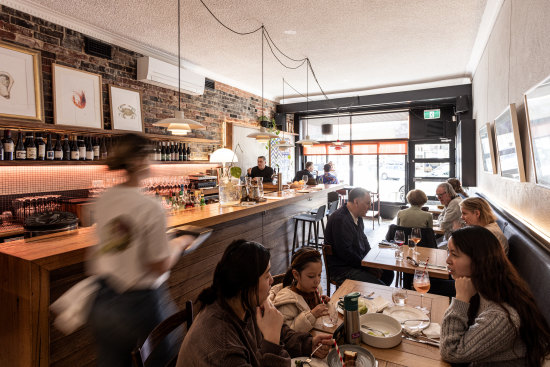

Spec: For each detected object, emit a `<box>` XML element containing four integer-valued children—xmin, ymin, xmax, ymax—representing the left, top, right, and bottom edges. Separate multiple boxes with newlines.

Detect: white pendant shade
<box><xmin>331</xmin><ymin>140</ymin><xmax>345</xmax><ymax>147</ymax></box>
<box><xmin>247</xmin><ymin>127</ymin><xmax>279</xmax><ymax>143</ymax></box>
<box><xmin>153</xmin><ymin>111</ymin><xmax>206</xmax><ymax>131</ymax></box>
<box><xmin>210</xmin><ymin>148</ymin><xmax>238</xmax><ymax>163</ymax></box>
<box><xmin>275</xmin><ymin>139</ymin><xmax>295</xmax><ymax>150</ymax></box>
<box><xmin>296</xmin><ymin>135</ymin><xmax>319</xmax><ymax>146</ymax></box>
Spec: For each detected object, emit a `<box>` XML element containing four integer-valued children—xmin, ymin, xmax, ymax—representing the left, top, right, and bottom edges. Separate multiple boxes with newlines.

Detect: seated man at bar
<box><xmin>293</xmin><ymin>161</ymin><xmax>315</xmax><ymax>183</ymax></box>
<box><xmin>319</xmin><ymin>163</ymin><xmax>339</xmax><ymax>184</ymax></box>
<box><xmin>247</xmin><ymin>155</ymin><xmax>274</xmax><ymax>183</ymax></box>
<box><xmin>325</xmin><ymin>187</ymin><xmax>394</xmax><ymax>285</ymax></box>
<box><xmin>436</xmin><ymin>182</ymin><xmax>463</xmax><ymax>240</ymax></box>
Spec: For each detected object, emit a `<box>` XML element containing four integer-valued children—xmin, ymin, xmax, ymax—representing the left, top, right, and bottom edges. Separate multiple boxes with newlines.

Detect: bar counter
<box><xmin>0</xmin><ymin>184</ymin><xmax>343</xmax><ymax>367</ymax></box>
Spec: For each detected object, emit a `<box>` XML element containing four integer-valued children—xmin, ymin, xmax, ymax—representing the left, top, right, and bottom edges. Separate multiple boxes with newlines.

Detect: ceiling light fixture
<box><xmin>248</xmin><ymin>27</ymin><xmax>278</xmax><ymax>143</ymax></box>
<box><xmin>331</xmin><ymin>109</ymin><xmax>345</xmax><ymax>150</ymax></box>
<box><xmin>153</xmin><ymin>0</ymin><xmax>205</xmax><ymax>133</ymax></box>
<box><xmin>274</xmin><ymin>78</ymin><xmax>295</xmax><ymax>151</ymax></box>
<box><xmin>296</xmin><ymin>61</ymin><xmax>319</xmax><ymax>146</ymax></box>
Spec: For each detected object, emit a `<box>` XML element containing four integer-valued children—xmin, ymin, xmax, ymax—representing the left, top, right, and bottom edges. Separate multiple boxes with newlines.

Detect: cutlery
<box><xmin>361</xmin><ymin>291</ymin><xmax>375</xmax><ymax>299</ymax></box>
<box><xmin>309</xmin><ymin>343</ymin><xmax>323</xmax><ymax>360</ymax></box>
<box><xmin>360</xmin><ymin>324</ymin><xmax>389</xmax><ymax>336</ymax></box>
<box><xmin>402</xmin><ymin>335</ymin><xmax>440</xmax><ymax>347</ymax></box>
<box><xmin>401</xmin><ymin>318</ymin><xmax>430</xmax><ymax>324</ymax></box>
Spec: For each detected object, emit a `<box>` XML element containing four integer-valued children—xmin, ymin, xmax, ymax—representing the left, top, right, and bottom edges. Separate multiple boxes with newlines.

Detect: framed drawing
<box><xmin>109</xmin><ymin>85</ymin><xmax>144</xmax><ymax>132</ymax></box>
<box><xmin>494</xmin><ymin>103</ymin><xmax>526</xmax><ymax>181</ymax></box>
<box><xmin>0</xmin><ymin>41</ymin><xmax>44</xmax><ymax>122</ymax></box>
<box><xmin>479</xmin><ymin>122</ymin><xmax>497</xmax><ymax>174</ymax></box>
<box><xmin>52</xmin><ymin>63</ymin><xmax>103</xmax><ymax>129</ymax></box>
<box><xmin>524</xmin><ymin>75</ymin><xmax>550</xmax><ymax>188</ymax></box>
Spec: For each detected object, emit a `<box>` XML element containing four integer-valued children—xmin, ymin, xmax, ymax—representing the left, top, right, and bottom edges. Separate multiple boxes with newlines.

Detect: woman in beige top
<box><xmin>396</xmin><ymin>189</ymin><xmax>433</xmax><ymax>228</ymax></box>
<box><xmin>459</xmin><ymin>197</ymin><xmax>508</xmax><ymax>254</ymax></box>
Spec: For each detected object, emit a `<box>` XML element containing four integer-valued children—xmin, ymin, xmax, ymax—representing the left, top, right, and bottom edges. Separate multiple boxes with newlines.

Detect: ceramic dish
<box><xmin>383</xmin><ymin>305</ymin><xmax>430</xmax><ymax>330</ymax></box>
<box><xmin>291</xmin><ymin>357</ymin><xmax>329</xmax><ymax>367</ymax></box>
<box><xmin>360</xmin><ymin>313</ymin><xmax>402</xmax><ymax>348</ymax></box>
<box><xmin>337</xmin><ymin>298</ymin><xmax>375</xmax><ymax>315</ymax></box>
<box><xmin>327</xmin><ymin>344</ymin><xmax>376</xmax><ymax>367</ymax></box>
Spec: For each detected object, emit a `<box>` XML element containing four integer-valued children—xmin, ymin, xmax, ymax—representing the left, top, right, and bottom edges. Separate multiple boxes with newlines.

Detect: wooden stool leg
<box><xmin>314</xmin><ymin>221</ymin><xmax>319</xmax><ymax>250</ymax></box>
<box><xmin>302</xmin><ymin>220</ymin><xmax>306</xmax><ymax>249</ymax></box>
<box><xmin>292</xmin><ymin>219</ymin><xmax>298</xmax><ymax>253</ymax></box>
<box><xmin>307</xmin><ymin>222</ymin><xmax>312</xmax><ymax>247</ymax></box>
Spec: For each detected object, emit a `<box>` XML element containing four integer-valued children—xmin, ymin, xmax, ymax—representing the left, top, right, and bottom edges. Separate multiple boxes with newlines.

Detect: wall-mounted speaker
<box><xmin>321</xmin><ymin>124</ymin><xmax>333</xmax><ymax>135</ymax></box>
<box><xmin>456</xmin><ymin>95</ymin><xmax>470</xmax><ymax>113</ymax></box>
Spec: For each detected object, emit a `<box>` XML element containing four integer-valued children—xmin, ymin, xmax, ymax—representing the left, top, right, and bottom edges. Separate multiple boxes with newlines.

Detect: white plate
<box><xmin>383</xmin><ymin>306</ymin><xmax>430</xmax><ymax>330</ymax></box>
<box><xmin>296</xmin><ymin>189</ymin><xmax>312</xmax><ymax>193</ymax></box>
<box><xmin>337</xmin><ymin>298</ymin><xmax>375</xmax><ymax>315</ymax></box>
<box><xmin>291</xmin><ymin>357</ymin><xmax>329</xmax><ymax>367</ymax></box>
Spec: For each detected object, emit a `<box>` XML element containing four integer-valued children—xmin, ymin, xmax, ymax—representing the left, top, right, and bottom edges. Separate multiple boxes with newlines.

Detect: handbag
<box><xmin>50</xmin><ymin>275</ymin><xmax>100</xmax><ymax>335</ymax></box>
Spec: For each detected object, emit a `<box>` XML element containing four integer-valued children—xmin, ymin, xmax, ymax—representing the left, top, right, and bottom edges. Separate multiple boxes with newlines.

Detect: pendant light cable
<box><xmin>178</xmin><ymin>0</ymin><xmax>181</xmax><ymax>112</ymax></box>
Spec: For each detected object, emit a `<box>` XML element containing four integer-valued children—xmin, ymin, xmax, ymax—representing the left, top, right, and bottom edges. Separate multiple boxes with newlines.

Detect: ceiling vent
<box><xmin>205</xmin><ymin>78</ymin><xmax>215</xmax><ymax>90</ymax></box>
<box><xmin>84</xmin><ymin>37</ymin><xmax>112</xmax><ymax>59</ymax></box>
<box><xmin>137</xmin><ymin>56</ymin><xmax>205</xmax><ymax>95</ymax></box>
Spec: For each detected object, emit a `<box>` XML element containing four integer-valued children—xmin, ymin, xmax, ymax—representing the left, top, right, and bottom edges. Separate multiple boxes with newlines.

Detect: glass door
<box><xmin>408</xmin><ymin>140</ymin><xmax>454</xmax><ymax>200</ymax></box>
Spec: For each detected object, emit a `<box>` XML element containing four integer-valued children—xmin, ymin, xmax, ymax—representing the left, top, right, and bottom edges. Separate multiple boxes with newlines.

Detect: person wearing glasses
<box><xmin>436</xmin><ymin>182</ymin><xmax>463</xmax><ymax>240</ymax></box>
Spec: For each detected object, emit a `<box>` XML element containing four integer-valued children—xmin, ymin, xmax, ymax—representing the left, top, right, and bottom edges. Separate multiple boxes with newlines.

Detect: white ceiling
<box><xmin>10</xmin><ymin>0</ymin><xmax>493</xmax><ymax>101</ymax></box>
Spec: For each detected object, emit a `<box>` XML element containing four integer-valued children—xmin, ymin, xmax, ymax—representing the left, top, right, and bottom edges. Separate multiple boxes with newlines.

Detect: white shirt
<box><xmin>88</xmin><ymin>185</ymin><xmax>171</xmax><ymax>292</ymax></box>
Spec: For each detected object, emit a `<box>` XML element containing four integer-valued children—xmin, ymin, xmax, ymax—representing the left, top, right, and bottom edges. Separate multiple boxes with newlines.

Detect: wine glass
<box><xmin>322</xmin><ymin>302</ymin><xmax>338</xmax><ymax>327</ymax></box>
<box><xmin>413</xmin><ymin>268</ymin><xmax>431</xmax><ymax>314</ymax></box>
<box><xmin>394</xmin><ymin>230</ymin><xmax>405</xmax><ymax>262</ymax></box>
<box><xmin>410</xmin><ymin>228</ymin><xmax>421</xmax><ymax>255</ymax></box>
<box><xmin>302</xmin><ymin>175</ymin><xmax>309</xmax><ymax>188</ymax></box>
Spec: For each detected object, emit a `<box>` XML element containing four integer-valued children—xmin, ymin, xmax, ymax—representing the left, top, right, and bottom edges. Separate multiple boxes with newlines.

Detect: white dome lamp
<box><xmin>153</xmin><ymin>0</ymin><xmax>205</xmax><ymax>134</ymax></box>
<box><xmin>274</xmin><ymin>78</ymin><xmax>295</xmax><ymax>151</ymax></box>
<box><xmin>296</xmin><ymin>63</ymin><xmax>319</xmax><ymax>146</ymax></box>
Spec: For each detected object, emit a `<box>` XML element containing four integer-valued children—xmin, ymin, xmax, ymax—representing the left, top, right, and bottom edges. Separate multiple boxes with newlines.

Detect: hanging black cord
<box><xmin>264</xmin><ymin>28</ymin><xmax>307</xmax><ymax>63</ymax></box>
<box><xmin>284</xmin><ymin>79</ymin><xmax>308</xmax><ymax>99</ymax></box>
<box><xmin>262</xmin><ymin>26</ymin><xmax>264</xmax><ymax>118</ymax></box>
<box><xmin>199</xmin><ymin>0</ymin><xmax>262</xmax><ymax>35</ymax></box>
<box><xmin>178</xmin><ymin>0</ymin><xmax>181</xmax><ymax>111</ymax></box>
<box><xmin>263</xmin><ymin>32</ymin><xmax>307</xmax><ymax>70</ymax></box>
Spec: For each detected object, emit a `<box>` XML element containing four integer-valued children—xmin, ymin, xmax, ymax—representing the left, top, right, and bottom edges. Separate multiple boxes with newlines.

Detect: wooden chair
<box><xmin>364</xmin><ymin>192</ymin><xmax>380</xmax><ymax>230</ymax></box>
<box><xmin>132</xmin><ymin>300</ymin><xmax>193</xmax><ymax>367</ymax></box>
<box><xmin>322</xmin><ymin>244</ymin><xmax>341</xmax><ymax>296</ymax></box>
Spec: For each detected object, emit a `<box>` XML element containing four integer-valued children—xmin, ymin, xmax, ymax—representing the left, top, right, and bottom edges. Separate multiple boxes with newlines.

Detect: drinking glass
<box><xmin>413</xmin><ymin>268</ymin><xmax>431</xmax><ymax>314</ymax></box>
<box><xmin>322</xmin><ymin>302</ymin><xmax>338</xmax><ymax>327</ymax></box>
<box><xmin>302</xmin><ymin>175</ymin><xmax>309</xmax><ymax>188</ymax></box>
<box><xmin>410</xmin><ymin>228</ymin><xmax>421</xmax><ymax>255</ymax></box>
<box><xmin>392</xmin><ymin>287</ymin><xmax>408</xmax><ymax>307</ymax></box>
<box><xmin>394</xmin><ymin>230</ymin><xmax>405</xmax><ymax>262</ymax></box>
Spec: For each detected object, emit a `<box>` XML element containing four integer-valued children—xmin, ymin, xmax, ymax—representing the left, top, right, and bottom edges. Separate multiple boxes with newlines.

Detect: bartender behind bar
<box><xmin>293</xmin><ymin>161</ymin><xmax>315</xmax><ymax>182</ymax></box>
<box><xmin>247</xmin><ymin>156</ymin><xmax>274</xmax><ymax>183</ymax></box>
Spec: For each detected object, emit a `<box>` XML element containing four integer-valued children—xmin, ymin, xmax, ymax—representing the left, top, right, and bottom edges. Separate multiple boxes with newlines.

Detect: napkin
<box><xmin>404</xmin><ymin>322</ymin><xmax>441</xmax><ymax>338</ymax></box>
<box><xmin>370</xmin><ymin>296</ymin><xmax>390</xmax><ymax>312</ymax></box>
<box><xmin>378</xmin><ymin>241</ymin><xmax>395</xmax><ymax>248</ymax></box>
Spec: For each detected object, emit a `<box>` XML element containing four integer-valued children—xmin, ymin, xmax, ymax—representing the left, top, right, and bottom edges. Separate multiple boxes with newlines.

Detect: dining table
<box><xmin>313</xmin><ymin>280</ymin><xmax>451</xmax><ymax>367</ymax></box>
<box><xmin>362</xmin><ymin>245</ymin><xmax>449</xmax><ymax>279</ymax></box>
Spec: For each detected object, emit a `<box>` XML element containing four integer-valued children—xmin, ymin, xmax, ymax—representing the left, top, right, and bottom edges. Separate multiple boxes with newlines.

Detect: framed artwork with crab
<box><xmin>52</xmin><ymin>63</ymin><xmax>103</xmax><ymax>129</ymax></box>
<box><xmin>0</xmin><ymin>41</ymin><xmax>44</xmax><ymax>123</ymax></box>
<box><xmin>108</xmin><ymin>85</ymin><xmax>144</xmax><ymax>132</ymax></box>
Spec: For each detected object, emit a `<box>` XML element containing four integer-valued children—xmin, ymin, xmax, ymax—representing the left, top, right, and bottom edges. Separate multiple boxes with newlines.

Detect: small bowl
<box><xmin>437</xmin><ymin>205</ymin><xmax>445</xmax><ymax>209</ymax></box>
<box><xmin>360</xmin><ymin>313</ymin><xmax>402</xmax><ymax>349</ymax></box>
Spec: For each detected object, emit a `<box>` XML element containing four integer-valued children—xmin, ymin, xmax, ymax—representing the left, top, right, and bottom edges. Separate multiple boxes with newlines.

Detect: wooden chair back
<box><xmin>322</xmin><ymin>244</ymin><xmax>340</xmax><ymax>296</ymax></box>
<box><xmin>132</xmin><ymin>300</ymin><xmax>193</xmax><ymax>367</ymax></box>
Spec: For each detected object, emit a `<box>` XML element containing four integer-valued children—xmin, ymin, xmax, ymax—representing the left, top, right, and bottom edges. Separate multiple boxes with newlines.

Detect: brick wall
<box><xmin>0</xmin><ymin>4</ymin><xmax>279</xmax><ymax>149</ymax></box>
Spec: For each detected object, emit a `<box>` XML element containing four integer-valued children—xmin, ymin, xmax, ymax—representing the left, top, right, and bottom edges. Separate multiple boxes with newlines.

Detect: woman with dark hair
<box><xmin>270</xmin><ymin>248</ymin><xmax>329</xmax><ymax>332</ymax></box>
<box><xmin>177</xmin><ymin>240</ymin><xmax>333</xmax><ymax>367</ymax></box>
<box><xmin>88</xmin><ymin>133</ymin><xmax>194</xmax><ymax>366</ymax></box>
<box><xmin>447</xmin><ymin>178</ymin><xmax>469</xmax><ymax>199</ymax></box>
<box><xmin>441</xmin><ymin>226</ymin><xmax>550</xmax><ymax>366</ymax></box>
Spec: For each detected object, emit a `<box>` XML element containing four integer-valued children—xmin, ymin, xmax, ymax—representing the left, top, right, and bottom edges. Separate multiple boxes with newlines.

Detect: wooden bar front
<box><xmin>0</xmin><ymin>184</ymin><xmax>343</xmax><ymax>367</ymax></box>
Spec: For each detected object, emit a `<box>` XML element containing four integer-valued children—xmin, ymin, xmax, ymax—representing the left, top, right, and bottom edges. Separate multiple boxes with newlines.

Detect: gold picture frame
<box><xmin>0</xmin><ymin>41</ymin><xmax>44</xmax><ymax>123</ymax></box>
<box><xmin>52</xmin><ymin>63</ymin><xmax>104</xmax><ymax>129</ymax></box>
<box><xmin>494</xmin><ymin>103</ymin><xmax>526</xmax><ymax>182</ymax></box>
<box><xmin>108</xmin><ymin>84</ymin><xmax>144</xmax><ymax>132</ymax></box>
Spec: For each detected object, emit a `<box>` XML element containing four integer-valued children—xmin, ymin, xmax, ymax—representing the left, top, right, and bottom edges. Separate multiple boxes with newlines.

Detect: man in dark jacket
<box><xmin>293</xmin><ymin>161</ymin><xmax>315</xmax><ymax>183</ymax></box>
<box><xmin>325</xmin><ymin>187</ymin><xmax>394</xmax><ymax>285</ymax></box>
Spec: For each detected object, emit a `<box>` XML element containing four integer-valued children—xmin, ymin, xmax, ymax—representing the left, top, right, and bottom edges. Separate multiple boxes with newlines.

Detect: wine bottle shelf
<box><xmin>0</xmin><ymin>160</ymin><xmax>213</xmax><ymax>166</ymax></box>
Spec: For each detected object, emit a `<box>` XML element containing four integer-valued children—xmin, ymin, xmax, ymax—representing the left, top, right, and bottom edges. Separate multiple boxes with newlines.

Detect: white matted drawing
<box><xmin>109</xmin><ymin>85</ymin><xmax>144</xmax><ymax>132</ymax></box>
<box><xmin>494</xmin><ymin>103</ymin><xmax>526</xmax><ymax>182</ymax></box>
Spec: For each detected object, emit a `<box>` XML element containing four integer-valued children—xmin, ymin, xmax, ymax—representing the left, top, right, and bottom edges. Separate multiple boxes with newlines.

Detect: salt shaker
<box><xmin>343</xmin><ymin>291</ymin><xmax>361</xmax><ymax>345</ymax></box>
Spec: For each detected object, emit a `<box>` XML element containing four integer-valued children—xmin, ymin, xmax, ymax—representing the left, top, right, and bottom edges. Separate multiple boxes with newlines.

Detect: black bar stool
<box><xmin>292</xmin><ymin>204</ymin><xmax>326</xmax><ymax>253</ymax></box>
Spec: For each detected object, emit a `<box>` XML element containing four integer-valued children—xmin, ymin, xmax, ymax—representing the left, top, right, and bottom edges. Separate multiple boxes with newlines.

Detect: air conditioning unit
<box><xmin>137</xmin><ymin>56</ymin><xmax>205</xmax><ymax>95</ymax></box>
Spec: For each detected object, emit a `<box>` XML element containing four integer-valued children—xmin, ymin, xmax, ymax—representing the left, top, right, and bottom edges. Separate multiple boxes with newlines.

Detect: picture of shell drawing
<box><xmin>72</xmin><ymin>90</ymin><xmax>86</xmax><ymax>109</ymax></box>
<box><xmin>0</xmin><ymin>71</ymin><xmax>14</xmax><ymax>100</ymax></box>
<box><xmin>118</xmin><ymin>104</ymin><xmax>137</xmax><ymax>119</ymax></box>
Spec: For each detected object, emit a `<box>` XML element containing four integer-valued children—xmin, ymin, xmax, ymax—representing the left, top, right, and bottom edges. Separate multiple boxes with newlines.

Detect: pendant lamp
<box><xmin>331</xmin><ymin>111</ymin><xmax>344</xmax><ymax>150</ymax></box>
<box><xmin>153</xmin><ymin>0</ymin><xmax>205</xmax><ymax>133</ymax></box>
<box><xmin>247</xmin><ymin>27</ymin><xmax>278</xmax><ymax>143</ymax></box>
<box><xmin>274</xmin><ymin>78</ymin><xmax>295</xmax><ymax>151</ymax></box>
<box><xmin>296</xmin><ymin>62</ymin><xmax>319</xmax><ymax>146</ymax></box>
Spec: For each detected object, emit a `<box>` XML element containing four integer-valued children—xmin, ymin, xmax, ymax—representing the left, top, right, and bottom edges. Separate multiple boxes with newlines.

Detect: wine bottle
<box><xmin>155</xmin><ymin>142</ymin><xmax>161</xmax><ymax>161</ymax></box>
<box><xmin>25</xmin><ymin>132</ymin><xmax>37</xmax><ymax>160</ymax></box>
<box><xmin>86</xmin><ymin>137</ymin><xmax>94</xmax><ymax>161</ymax></box>
<box><xmin>0</xmin><ymin>134</ymin><xmax>3</xmax><ymax>160</ymax></box>
<box><xmin>54</xmin><ymin>134</ymin><xmax>63</xmax><ymax>160</ymax></box>
<box><xmin>77</xmin><ymin>136</ymin><xmax>86</xmax><ymax>161</ymax></box>
<box><xmin>186</xmin><ymin>145</ymin><xmax>191</xmax><ymax>161</ymax></box>
<box><xmin>2</xmin><ymin>130</ymin><xmax>14</xmax><ymax>160</ymax></box>
<box><xmin>161</xmin><ymin>142</ymin><xmax>166</xmax><ymax>161</ymax></box>
<box><xmin>178</xmin><ymin>142</ymin><xmax>183</xmax><ymax>161</ymax></box>
<box><xmin>182</xmin><ymin>143</ymin><xmax>187</xmax><ymax>161</ymax></box>
<box><xmin>46</xmin><ymin>133</ymin><xmax>54</xmax><ymax>160</ymax></box>
<box><xmin>70</xmin><ymin>136</ymin><xmax>80</xmax><ymax>160</ymax></box>
<box><xmin>15</xmin><ymin>131</ymin><xmax>26</xmax><ymax>160</ymax></box>
<box><xmin>93</xmin><ymin>137</ymin><xmax>100</xmax><ymax>160</ymax></box>
<box><xmin>36</xmin><ymin>132</ymin><xmax>45</xmax><ymax>160</ymax></box>
<box><xmin>100</xmin><ymin>137</ymin><xmax>108</xmax><ymax>159</ymax></box>
<box><xmin>62</xmin><ymin>135</ymin><xmax>71</xmax><ymax>160</ymax></box>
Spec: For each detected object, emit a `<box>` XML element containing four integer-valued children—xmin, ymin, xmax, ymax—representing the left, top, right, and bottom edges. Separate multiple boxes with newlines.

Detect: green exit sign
<box><xmin>424</xmin><ymin>109</ymin><xmax>441</xmax><ymax>119</ymax></box>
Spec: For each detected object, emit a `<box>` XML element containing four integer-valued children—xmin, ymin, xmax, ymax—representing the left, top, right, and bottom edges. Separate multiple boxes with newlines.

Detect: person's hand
<box><xmin>256</xmin><ymin>299</ymin><xmax>284</xmax><ymax>345</ymax></box>
<box><xmin>247</xmin><ymin>168</ymin><xmax>252</xmax><ymax>175</ymax></box>
<box><xmin>321</xmin><ymin>295</ymin><xmax>330</xmax><ymax>304</ymax></box>
<box><xmin>310</xmin><ymin>303</ymin><xmax>328</xmax><ymax>318</ymax></box>
<box><xmin>455</xmin><ymin>277</ymin><xmax>477</xmax><ymax>303</ymax></box>
<box><xmin>311</xmin><ymin>334</ymin><xmax>333</xmax><ymax>359</ymax></box>
<box><xmin>171</xmin><ymin>234</ymin><xmax>196</xmax><ymax>253</ymax></box>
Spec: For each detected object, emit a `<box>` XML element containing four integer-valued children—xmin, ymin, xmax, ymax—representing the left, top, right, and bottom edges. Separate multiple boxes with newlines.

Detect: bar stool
<box><xmin>292</xmin><ymin>204</ymin><xmax>326</xmax><ymax>253</ymax></box>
